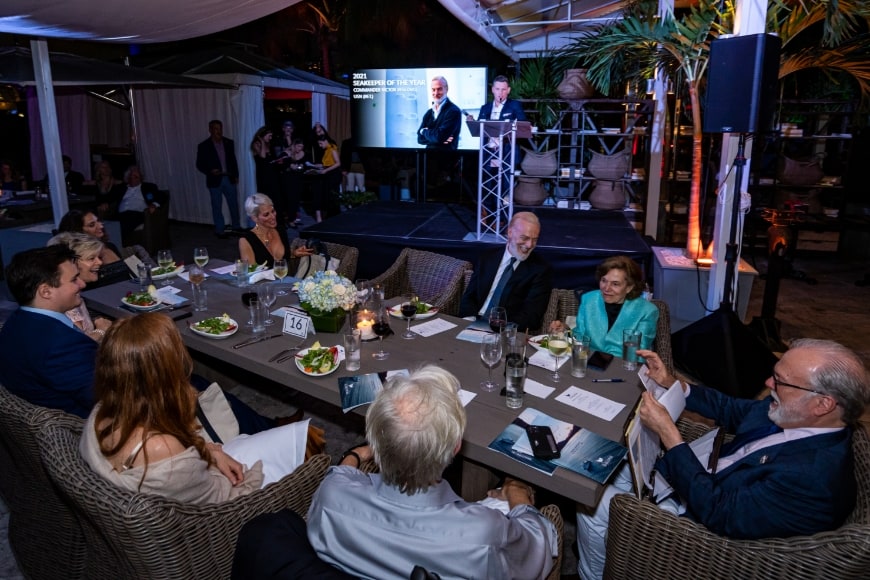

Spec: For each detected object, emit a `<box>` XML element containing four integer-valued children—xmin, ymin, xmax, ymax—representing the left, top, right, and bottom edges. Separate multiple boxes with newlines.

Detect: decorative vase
<box><xmin>514</xmin><ymin>177</ymin><xmax>547</xmax><ymax>206</ymax></box>
<box><xmin>587</xmin><ymin>150</ymin><xmax>629</xmax><ymax>180</ymax></box>
<box><xmin>302</xmin><ymin>304</ymin><xmax>347</xmax><ymax>333</ymax></box>
<box><xmin>557</xmin><ymin>69</ymin><xmax>594</xmax><ymax>101</ymax></box>
<box><xmin>589</xmin><ymin>181</ymin><xmax>625</xmax><ymax>210</ymax></box>
<box><xmin>520</xmin><ymin>148</ymin><xmax>558</xmax><ymax>177</ymax></box>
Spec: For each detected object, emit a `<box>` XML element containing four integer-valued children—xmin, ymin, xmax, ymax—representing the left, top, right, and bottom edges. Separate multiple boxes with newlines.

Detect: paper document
<box><xmin>412</xmin><ymin>318</ymin><xmax>457</xmax><ymax>337</ymax></box>
<box><xmin>555</xmin><ymin>386</ymin><xmax>625</xmax><ymax>421</ymax></box>
<box><xmin>528</xmin><ymin>348</ymin><xmax>569</xmax><ymax>370</ymax></box>
<box><xmin>522</xmin><ymin>378</ymin><xmax>555</xmax><ymax>399</ymax></box>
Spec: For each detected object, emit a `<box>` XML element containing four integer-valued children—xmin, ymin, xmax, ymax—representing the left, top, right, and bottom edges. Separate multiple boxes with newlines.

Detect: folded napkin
<box><xmin>249</xmin><ymin>269</ymin><xmax>276</xmax><ymax>284</ymax></box>
<box><xmin>529</xmin><ymin>348</ymin><xmax>569</xmax><ymax>370</ymax></box>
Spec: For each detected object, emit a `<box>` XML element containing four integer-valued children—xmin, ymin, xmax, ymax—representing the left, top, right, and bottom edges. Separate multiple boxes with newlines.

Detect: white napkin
<box><xmin>529</xmin><ymin>348</ymin><xmax>569</xmax><ymax>370</ymax></box>
<box><xmin>248</xmin><ymin>269</ymin><xmax>276</xmax><ymax>284</ymax></box>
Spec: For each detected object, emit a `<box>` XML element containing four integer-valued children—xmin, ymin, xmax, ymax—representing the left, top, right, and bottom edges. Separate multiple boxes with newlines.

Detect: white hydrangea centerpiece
<box><xmin>293</xmin><ymin>270</ymin><xmax>357</xmax><ymax>316</ymax></box>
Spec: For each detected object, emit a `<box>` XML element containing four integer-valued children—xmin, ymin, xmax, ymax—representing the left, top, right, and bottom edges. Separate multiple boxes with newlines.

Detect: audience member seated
<box><xmin>47</xmin><ymin>232</ymin><xmax>113</xmax><ymax>341</ymax></box>
<box><xmin>239</xmin><ymin>193</ymin><xmax>312</xmax><ymax>269</ymax></box>
<box><xmin>48</xmin><ymin>154</ymin><xmax>86</xmax><ymax>194</ymax></box>
<box><xmin>88</xmin><ymin>160</ymin><xmax>122</xmax><ymax>218</ymax></box>
<box><xmin>110</xmin><ymin>165</ymin><xmax>167</xmax><ymax>247</ymax></box>
<box><xmin>0</xmin><ymin>159</ymin><xmax>27</xmax><ymax>192</ymax></box>
<box><xmin>79</xmin><ymin>313</ymin><xmax>310</xmax><ymax>503</ymax></box>
<box><xmin>576</xmin><ymin>342</ymin><xmax>870</xmax><ymax>579</ymax></box>
<box><xmin>306</xmin><ymin>365</ymin><xmax>558</xmax><ymax>579</ymax></box>
<box><xmin>551</xmin><ymin>255</ymin><xmax>657</xmax><ymax>358</ymax></box>
<box><xmin>460</xmin><ymin>211</ymin><xmax>552</xmax><ymax>332</ymax></box>
<box><xmin>0</xmin><ymin>245</ymin><xmax>97</xmax><ymax>417</ymax></box>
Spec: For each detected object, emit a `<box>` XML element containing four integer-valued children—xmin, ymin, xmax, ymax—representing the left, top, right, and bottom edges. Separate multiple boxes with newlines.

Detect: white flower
<box><xmin>294</xmin><ymin>271</ymin><xmax>357</xmax><ymax>313</ymax></box>
<box><xmin>333</xmin><ymin>284</ymin><xmax>347</xmax><ymax>296</ymax></box>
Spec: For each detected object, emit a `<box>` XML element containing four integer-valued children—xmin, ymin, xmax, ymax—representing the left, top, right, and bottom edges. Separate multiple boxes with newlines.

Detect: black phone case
<box><xmin>526</xmin><ymin>425</ymin><xmax>560</xmax><ymax>460</ymax></box>
<box><xmin>587</xmin><ymin>350</ymin><xmax>614</xmax><ymax>371</ymax></box>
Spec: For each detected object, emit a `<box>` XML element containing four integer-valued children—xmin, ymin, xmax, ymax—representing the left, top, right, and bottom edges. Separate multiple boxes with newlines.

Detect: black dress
<box><xmin>241</xmin><ymin>227</ymin><xmax>290</xmax><ymax>269</ymax></box>
<box><xmin>254</xmin><ymin>154</ymin><xmax>284</xmax><ymax>223</ymax></box>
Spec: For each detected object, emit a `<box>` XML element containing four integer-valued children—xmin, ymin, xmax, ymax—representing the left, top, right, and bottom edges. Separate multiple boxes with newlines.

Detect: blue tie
<box><xmin>485</xmin><ymin>257</ymin><xmax>516</xmax><ymax>316</ymax></box>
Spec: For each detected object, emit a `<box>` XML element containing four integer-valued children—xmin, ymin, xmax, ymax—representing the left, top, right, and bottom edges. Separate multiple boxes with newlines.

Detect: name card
<box><xmin>282</xmin><ymin>310</ymin><xmax>311</xmax><ymax>338</ymax></box>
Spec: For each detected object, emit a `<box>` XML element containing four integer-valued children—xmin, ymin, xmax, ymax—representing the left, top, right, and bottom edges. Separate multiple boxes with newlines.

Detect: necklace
<box><xmin>254</xmin><ymin>225</ymin><xmax>272</xmax><ymax>245</ymax></box>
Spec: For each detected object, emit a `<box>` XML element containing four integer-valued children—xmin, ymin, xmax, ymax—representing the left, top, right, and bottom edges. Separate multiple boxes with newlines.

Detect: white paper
<box><xmin>178</xmin><ymin>270</ymin><xmax>209</xmax><ymax>282</ymax></box>
<box><xmin>555</xmin><ymin>386</ymin><xmax>625</xmax><ymax>421</ymax></box>
<box><xmin>458</xmin><ymin>389</ymin><xmax>476</xmax><ymax>407</ymax></box>
<box><xmin>211</xmin><ymin>264</ymin><xmax>236</xmax><ymax>275</ymax></box>
<box><xmin>123</xmin><ymin>254</ymin><xmax>144</xmax><ymax>275</ymax></box>
<box><xmin>528</xmin><ymin>348</ymin><xmax>568</xmax><ymax>371</ymax></box>
<box><xmin>523</xmin><ymin>378</ymin><xmax>555</xmax><ymax>399</ymax></box>
<box><xmin>455</xmin><ymin>327</ymin><xmax>492</xmax><ymax>343</ymax></box>
<box><xmin>411</xmin><ymin>318</ymin><xmax>457</xmax><ymax>337</ymax></box>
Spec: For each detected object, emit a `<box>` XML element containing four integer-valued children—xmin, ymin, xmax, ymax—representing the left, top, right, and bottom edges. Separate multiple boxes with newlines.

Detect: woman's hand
<box><xmin>637</xmin><ymin>349</ymin><xmax>676</xmax><ymax>387</ymax></box>
<box><xmin>207</xmin><ymin>443</ymin><xmax>245</xmax><ymax>486</ymax></box>
<box><xmin>293</xmin><ymin>245</ymin><xmax>315</xmax><ymax>258</ymax></box>
<box><xmin>94</xmin><ymin>317</ymin><xmax>112</xmax><ymax>332</ymax></box>
<box><xmin>549</xmin><ymin>320</ymin><xmax>566</xmax><ymax>334</ymax></box>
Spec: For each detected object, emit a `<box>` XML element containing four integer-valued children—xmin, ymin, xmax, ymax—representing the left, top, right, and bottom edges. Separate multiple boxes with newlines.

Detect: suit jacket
<box><xmin>656</xmin><ymin>385</ymin><xmax>855</xmax><ymax>539</ymax></box>
<box><xmin>110</xmin><ymin>181</ymin><xmax>167</xmax><ymax>210</ymax></box>
<box><xmin>196</xmin><ymin>137</ymin><xmax>240</xmax><ymax>187</ymax></box>
<box><xmin>460</xmin><ymin>248</ymin><xmax>552</xmax><ymax>332</ymax></box>
<box><xmin>0</xmin><ymin>309</ymin><xmax>98</xmax><ymax>418</ymax></box>
<box><xmin>417</xmin><ymin>98</ymin><xmax>462</xmax><ymax>150</ymax></box>
<box><xmin>574</xmin><ymin>290</ymin><xmax>658</xmax><ymax>357</ymax></box>
<box><xmin>477</xmin><ymin>99</ymin><xmax>527</xmax><ymax>123</ymax></box>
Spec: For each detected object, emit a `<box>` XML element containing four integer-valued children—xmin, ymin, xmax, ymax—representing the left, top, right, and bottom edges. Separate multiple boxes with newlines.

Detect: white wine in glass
<box><xmin>194</xmin><ymin>247</ymin><xmax>209</xmax><ymax>268</ymax></box>
<box><xmin>273</xmin><ymin>258</ymin><xmax>289</xmax><ymax>296</ymax></box>
<box><xmin>156</xmin><ymin>249</ymin><xmax>173</xmax><ymax>286</ymax></box>
<box><xmin>548</xmin><ymin>332</ymin><xmax>570</xmax><ymax>382</ymax></box>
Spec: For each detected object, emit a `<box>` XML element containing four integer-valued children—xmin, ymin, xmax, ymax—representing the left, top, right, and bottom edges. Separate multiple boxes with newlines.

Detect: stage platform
<box><xmin>303</xmin><ymin>202</ymin><xmax>652</xmax><ymax>290</ymax></box>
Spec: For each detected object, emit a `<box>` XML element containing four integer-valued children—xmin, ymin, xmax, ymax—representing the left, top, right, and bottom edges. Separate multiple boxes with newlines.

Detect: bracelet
<box><xmin>91</xmin><ymin>328</ymin><xmax>105</xmax><ymax>337</ymax></box>
<box><xmin>340</xmin><ymin>449</ymin><xmax>362</xmax><ymax>467</ymax></box>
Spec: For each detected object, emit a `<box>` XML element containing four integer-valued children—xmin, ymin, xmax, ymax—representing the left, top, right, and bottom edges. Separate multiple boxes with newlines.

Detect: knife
<box><xmin>233</xmin><ymin>334</ymin><xmax>284</xmax><ymax>349</ymax></box>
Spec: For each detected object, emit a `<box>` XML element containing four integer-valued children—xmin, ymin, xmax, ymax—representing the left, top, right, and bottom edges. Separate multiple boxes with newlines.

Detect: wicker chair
<box><xmin>0</xmin><ymin>385</ymin><xmax>87</xmax><ymax>580</ymax></box>
<box><xmin>603</xmin><ymin>420</ymin><xmax>870</xmax><ymax>579</ymax></box>
<box><xmin>368</xmin><ymin>248</ymin><xmax>473</xmax><ymax>316</ymax></box>
<box><xmin>37</xmin><ymin>418</ymin><xmax>332</xmax><ymax>580</ymax></box>
<box><xmin>290</xmin><ymin>237</ymin><xmax>359</xmax><ymax>281</ymax></box>
<box><xmin>125</xmin><ymin>191</ymin><xmax>171</xmax><ymax>255</ymax></box>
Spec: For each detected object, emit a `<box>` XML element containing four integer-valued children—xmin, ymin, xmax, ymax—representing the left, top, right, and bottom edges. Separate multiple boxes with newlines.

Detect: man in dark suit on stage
<box><xmin>576</xmin><ymin>340</ymin><xmax>870</xmax><ymax>579</ymax></box>
<box><xmin>460</xmin><ymin>211</ymin><xmax>552</xmax><ymax>332</ymax></box>
<box><xmin>196</xmin><ymin>119</ymin><xmax>241</xmax><ymax>238</ymax></box>
<box><xmin>417</xmin><ymin>76</ymin><xmax>462</xmax><ymax>150</ymax></box>
<box><xmin>0</xmin><ymin>245</ymin><xmax>97</xmax><ymax>418</ymax></box>
<box><xmin>111</xmin><ymin>165</ymin><xmax>168</xmax><ymax>245</ymax></box>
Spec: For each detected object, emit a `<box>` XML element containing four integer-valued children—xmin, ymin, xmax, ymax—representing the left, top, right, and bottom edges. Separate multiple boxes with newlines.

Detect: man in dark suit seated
<box><xmin>111</xmin><ymin>165</ymin><xmax>168</xmax><ymax>246</ymax></box>
<box><xmin>576</xmin><ymin>341</ymin><xmax>870</xmax><ymax>579</ymax></box>
<box><xmin>0</xmin><ymin>245</ymin><xmax>97</xmax><ymax>417</ymax></box>
<box><xmin>460</xmin><ymin>211</ymin><xmax>552</xmax><ymax>332</ymax></box>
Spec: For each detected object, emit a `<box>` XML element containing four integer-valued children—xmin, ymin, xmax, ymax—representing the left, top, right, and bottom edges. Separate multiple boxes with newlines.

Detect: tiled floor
<box><xmin>1</xmin><ymin>216</ymin><xmax>867</xmax><ymax>578</ymax></box>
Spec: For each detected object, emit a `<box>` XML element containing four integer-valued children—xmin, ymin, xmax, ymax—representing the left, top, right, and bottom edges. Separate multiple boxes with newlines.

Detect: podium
<box><xmin>467</xmin><ymin>120</ymin><xmax>531</xmax><ymax>241</ymax></box>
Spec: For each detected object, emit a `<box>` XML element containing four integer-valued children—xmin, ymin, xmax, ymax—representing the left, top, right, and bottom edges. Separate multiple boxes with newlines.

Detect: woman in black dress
<box><xmin>250</xmin><ymin>126</ymin><xmax>285</xmax><ymax>226</ymax></box>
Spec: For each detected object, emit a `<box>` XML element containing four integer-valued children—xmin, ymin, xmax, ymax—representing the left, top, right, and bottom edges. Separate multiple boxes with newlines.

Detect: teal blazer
<box><xmin>572</xmin><ymin>290</ymin><xmax>658</xmax><ymax>357</ymax></box>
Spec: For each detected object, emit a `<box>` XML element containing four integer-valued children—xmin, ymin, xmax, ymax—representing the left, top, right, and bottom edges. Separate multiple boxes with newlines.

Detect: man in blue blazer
<box><xmin>459</xmin><ymin>211</ymin><xmax>552</xmax><ymax>332</ymax></box>
<box><xmin>576</xmin><ymin>340</ymin><xmax>869</xmax><ymax>579</ymax></box>
<box><xmin>417</xmin><ymin>76</ymin><xmax>462</xmax><ymax>150</ymax></box>
<box><xmin>196</xmin><ymin>119</ymin><xmax>241</xmax><ymax>238</ymax></box>
<box><xmin>0</xmin><ymin>246</ymin><xmax>96</xmax><ymax>418</ymax></box>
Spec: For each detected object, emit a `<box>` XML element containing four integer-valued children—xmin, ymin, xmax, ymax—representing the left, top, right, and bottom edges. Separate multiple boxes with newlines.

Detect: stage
<box><xmin>302</xmin><ymin>202</ymin><xmax>652</xmax><ymax>290</ymax></box>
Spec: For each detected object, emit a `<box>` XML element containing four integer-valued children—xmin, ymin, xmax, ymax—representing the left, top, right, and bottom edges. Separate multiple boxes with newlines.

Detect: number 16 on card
<box><xmin>282</xmin><ymin>311</ymin><xmax>310</xmax><ymax>338</ymax></box>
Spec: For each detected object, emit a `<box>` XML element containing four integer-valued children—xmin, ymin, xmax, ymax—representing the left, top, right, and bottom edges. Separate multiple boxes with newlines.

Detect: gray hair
<box><xmin>366</xmin><ymin>365</ymin><xmax>466</xmax><ymax>495</ymax></box>
<box><xmin>47</xmin><ymin>231</ymin><xmax>104</xmax><ymax>258</ymax></box>
<box><xmin>244</xmin><ymin>193</ymin><xmax>274</xmax><ymax>218</ymax></box>
<box><xmin>432</xmin><ymin>76</ymin><xmax>448</xmax><ymax>91</ymax></box>
<box><xmin>791</xmin><ymin>338</ymin><xmax>870</xmax><ymax>425</ymax></box>
<box><xmin>123</xmin><ymin>165</ymin><xmax>142</xmax><ymax>183</ymax></box>
<box><xmin>510</xmin><ymin>211</ymin><xmax>540</xmax><ymax>230</ymax></box>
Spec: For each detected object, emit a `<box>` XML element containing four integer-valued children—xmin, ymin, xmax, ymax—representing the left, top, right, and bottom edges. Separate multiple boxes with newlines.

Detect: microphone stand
<box><xmin>720</xmin><ymin>132</ymin><xmax>747</xmax><ymax>312</ymax></box>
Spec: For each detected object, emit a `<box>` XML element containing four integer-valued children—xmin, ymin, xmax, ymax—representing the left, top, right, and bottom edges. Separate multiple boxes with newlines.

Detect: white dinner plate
<box><xmin>189</xmin><ymin>317</ymin><xmax>239</xmax><ymax>339</ymax></box>
<box><xmin>295</xmin><ymin>345</ymin><xmax>345</xmax><ymax>377</ymax></box>
<box><xmin>120</xmin><ymin>295</ymin><xmax>162</xmax><ymax>311</ymax></box>
<box><xmin>151</xmin><ymin>265</ymin><xmax>185</xmax><ymax>281</ymax></box>
<box><xmin>528</xmin><ymin>334</ymin><xmax>574</xmax><ymax>351</ymax></box>
<box><xmin>388</xmin><ymin>303</ymin><xmax>439</xmax><ymax>320</ymax></box>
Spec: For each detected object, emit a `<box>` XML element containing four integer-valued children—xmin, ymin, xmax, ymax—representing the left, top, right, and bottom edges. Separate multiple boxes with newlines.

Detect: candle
<box><xmin>356</xmin><ymin>310</ymin><xmax>375</xmax><ymax>339</ymax></box>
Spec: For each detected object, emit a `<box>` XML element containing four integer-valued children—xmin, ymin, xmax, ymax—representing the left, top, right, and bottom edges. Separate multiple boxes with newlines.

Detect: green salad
<box><xmin>152</xmin><ymin>263</ymin><xmax>178</xmax><ymax>276</ymax></box>
<box><xmin>124</xmin><ymin>291</ymin><xmax>157</xmax><ymax>306</ymax></box>
<box><xmin>416</xmin><ymin>302</ymin><xmax>432</xmax><ymax>314</ymax></box>
<box><xmin>192</xmin><ymin>315</ymin><xmax>236</xmax><ymax>335</ymax></box>
<box><xmin>298</xmin><ymin>343</ymin><xmax>338</xmax><ymax>374</ymax></box>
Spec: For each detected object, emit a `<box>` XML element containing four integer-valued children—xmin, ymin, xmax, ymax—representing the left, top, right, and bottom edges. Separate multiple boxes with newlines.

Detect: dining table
<box><xmin>82</xmin><ymin>259</ymin><xmax>644</xmax><ymax>507</ymax></box>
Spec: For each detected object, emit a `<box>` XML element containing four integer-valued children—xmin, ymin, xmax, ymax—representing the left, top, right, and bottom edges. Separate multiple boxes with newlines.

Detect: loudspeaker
<box><xmin>703</xmin><ymin>34</ymin><xmax>782</xmax><ymax>134</ymax></box>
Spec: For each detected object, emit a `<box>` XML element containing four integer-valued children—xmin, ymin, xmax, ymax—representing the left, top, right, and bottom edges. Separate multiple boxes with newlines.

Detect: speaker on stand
<box><xmin>673</xmin><ymin>34</ymin><xmax>783</xmax><ymax>397</ymax></box>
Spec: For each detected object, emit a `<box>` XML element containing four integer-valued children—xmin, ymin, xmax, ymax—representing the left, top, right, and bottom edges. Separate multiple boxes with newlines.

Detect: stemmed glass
<box><xmin>372</xmin><ymin>305</ymin><xmax>391</xmax><ymax>360</ymax></box>
<box><xmin>400</xmin><ymin>294</ymin><xmax>419</xmax><ymax>339</ymax></box>
<box><xmin>273</xmin><ymin>258</ymin><xmax>289</xmax><ymax>296</ymax></box>
<box><xmin>489</xmin><ymin>306</ymin><xmax>507</xmax><ymax>334</ymax></box>
<box><xmin>547</xmin><ymin>330</ymin><xmax>571</xmax><ymax>382</ymax></box>
<box><xmin>355</xmin><ymin>279</ymin><xmax>370</xmax><ymax>306</ymax></box>
<box><xmin>193</xmin><ymin>247</ymin><xmax>209</xmax><ymax>268</ymax></box>
<box><xmin>258</xmin><ymin>283</ymin><xmax>277</xmax><ymax>325</ymax></box>
<box><xmin>188</xmin><ymin>263</ymin><xmax>205</xmax><ymax>286</ymax></box>
<box><xmin>156</xmin><ymin>249</ymin><xmax>173</xmax><ymax>286</ymax></box>
<box><xmin>479</xmin><ymin>333</ymin><xmax>503</xmax><ymax>392</ymax></box>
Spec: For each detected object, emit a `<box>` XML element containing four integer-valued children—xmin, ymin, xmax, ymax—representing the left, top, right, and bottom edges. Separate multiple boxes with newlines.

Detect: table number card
<box><xmin>281</xmin><ymin>310</ymin><xmax>311</xmax><ymax>338</ymax></box>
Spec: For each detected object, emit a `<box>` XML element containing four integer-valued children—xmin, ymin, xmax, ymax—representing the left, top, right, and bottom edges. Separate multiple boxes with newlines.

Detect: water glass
<box><xmin>235</xmin><ymin>259</ymin><xmax>249</xmax><ymax>287</ymax></box>
<box><xmin>502</xmin><ymin>322</ymin><xmax>518</xmax><ymax>351</ymax></box>
<box><xmin>344</xmin><ymin>330</ymin><xmax>361</xmax><ymax>372</ymax></box>
<box><xmin>571</xmin><ymin>335</ymin><xmax>591</xmax><ymax>378</ymax></box>
<box><xmin>258</xmin><ymin>283</ymin><xmax>277</xmax><ymax>325</ymax></box>
<box><xmin>137</xmin><ymin>263</ymin><xmax>152</xmax><ymax>291</ymax></box>
<box><xmin>192</xmin><ymin>285</ymin><xmax>208</xmax><ymax>312</ymax></box>
<box><xmin>250</xmin><ymin>299</ymin><xmax>267</xmax><ymax>334</ymax></box>
<box><xmin>622</xmin><ymin>329</ymin><xmax>642</xmax><ymax>371</ymax></box>
<box><xmin>505</xmin><ymin>356</ymin><xmax>527</xmax><ymax>409</ymax></box>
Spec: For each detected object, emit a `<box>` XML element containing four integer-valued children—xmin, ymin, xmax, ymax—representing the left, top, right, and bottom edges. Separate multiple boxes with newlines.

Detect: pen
<box><xmin>591</xmin><ymin>378</ymin><xmax>625</xmax><ymax>383</ymax></box>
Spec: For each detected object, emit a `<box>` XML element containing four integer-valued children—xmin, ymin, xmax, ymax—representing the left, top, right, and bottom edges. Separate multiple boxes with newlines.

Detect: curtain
<box><xmin>28</xmin><ymin>90</ymin><xmax>90</xmax><ymax>184</ymax></box>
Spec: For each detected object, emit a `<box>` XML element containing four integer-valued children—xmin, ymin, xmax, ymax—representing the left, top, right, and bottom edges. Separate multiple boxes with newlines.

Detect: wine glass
<box><xmin>258</xmin><ymin>283</ymin><xmax>277</xmax><ymax>325</ymax></box>
<box><xmin>188</xmin><ymin>263</ymin><xmax>205</xmax><ymax>286</ymax></box>
<box><xmin>400</xmin><ymin>294</ymin><xmax>419</xmax><ymax>339</ymax></box>
<box><xmin>548</xmin><ymin>331</ymin><xmax>571</xmax><ymax>382</ymax></box>
<box><xmin>479</xmin><ymin>333</ymin><xmax>503</xmax><ymax>392</ymax></box>
<box><xmin>489</xmin><ymin>306</ymin><xmax>507</xmax><ymax>334</ymax></box>
<box><xmin>372</xmin><ymin>306</ymin><xmax>391</xmax><ymax>360</ymax></box>
<box><xmin>241</xmin><ymin>287</ymin><xmax>258</xmax><ymax>325</ymax></box>
<box><xmin>355</xmin><ymin>279</ymin><xmax>370</xmax><ymax>306</ymax></box>
<box><xmin>156</xmin><ymin>249</ymin><xmax>173</xmax><ymax>286</ymax></box>
<box><xmin>193</xmin><ymin>247</ymin><xmax>209</xmax><ymax>268</ymax></box>
<box><xmin>273</xmin><ymin>258</ymin><xmax>289</xmax><ymax>296</ymax></box>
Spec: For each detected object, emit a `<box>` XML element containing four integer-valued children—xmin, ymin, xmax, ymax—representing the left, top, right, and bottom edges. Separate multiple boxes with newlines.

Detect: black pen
<box><xmin>591</xmin><ymin>378</ymin><xmax>625</xmax><ymax>383</ymax></box>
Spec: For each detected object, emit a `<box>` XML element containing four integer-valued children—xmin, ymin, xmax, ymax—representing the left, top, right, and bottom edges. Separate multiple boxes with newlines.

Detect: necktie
<box><xmin>718</xmin><ymin>422</ymin><xmax>783</xmax><ymax>457</ymax></box>
<box><xmin>485</xmin><ymin>257</ymin><xmax>516</xmax><ymax>316</ymax></box>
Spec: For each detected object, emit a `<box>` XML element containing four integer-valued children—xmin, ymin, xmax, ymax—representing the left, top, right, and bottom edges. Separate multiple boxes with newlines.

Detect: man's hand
<box><xmin>466</xmin><ymin>113</ymin><xmax>474</xmax><ymax>121</ymax></box>
<box><xmin>637</xmin><ymin>349</ymin><xmax>677</xmax><ymax>388</ymax></box>
<box><xmin>638</xmin><ymin>392</ymin><xmax>683</xmax><ymax>450</ymax></box>
<box><xmin>487</xmin><ymin>477</ymin><xmax>535</xmax><ymax>508</ymax></box>
<box><xmin>443</xmin><ymin>136</ymin><xmax>454</xmax><ymax>145</ymax></box>
<box><xmin>549</xmin><ymin>320</ymin><xmax>566</xmax><ymax>334</ymax></box>
<box><xmin>207</xmin><ymin>443</ymin><xmax>245</xmax><ymax>485</ymax></box>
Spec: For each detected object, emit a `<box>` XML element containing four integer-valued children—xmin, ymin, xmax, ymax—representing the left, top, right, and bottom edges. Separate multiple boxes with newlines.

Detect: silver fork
<box><xmin>275</xmin><ymin>337</ymin><xmax>308</xmax><ymax>363</ymax></box>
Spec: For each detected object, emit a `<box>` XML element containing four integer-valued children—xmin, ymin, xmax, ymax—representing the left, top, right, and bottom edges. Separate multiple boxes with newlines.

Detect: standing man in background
<box><xmin>196</xmin><ymin>119</ymin><xmax>241</xmax><ymax>239</ymax></box>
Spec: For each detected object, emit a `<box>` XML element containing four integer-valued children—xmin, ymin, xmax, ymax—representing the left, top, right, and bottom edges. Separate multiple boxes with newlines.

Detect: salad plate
<box><xmin>121</xmin><ymin>292</ymin><xmax>162</xmax><ymax>311</ymax></box>
<box><xmin>151</xmin><ymin>265</ymin><xmax>185</xmax><ymax>281</ymax></box>
<box><xmin>189</xmin><ymin>316</ymin><xmax>239</xmax><ymax>339</ymax></box>
<box><xmin>388</xmin><ymin>302</ymin><xmax>438</xmax><ymax>320</ymax></box>
<box><xmin>528</xmin><ymin>334</ymin><xmax>574</xmax><ymax>351</ymax></box>
<box><xmin>295</xmin><ymin>344</ymin><xmax>345</xmax><ymax>376</ymax></box>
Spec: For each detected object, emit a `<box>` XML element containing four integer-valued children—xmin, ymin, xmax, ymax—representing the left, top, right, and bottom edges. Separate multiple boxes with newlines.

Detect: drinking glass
<box><xmin>156</xmin><ymin>249</ymin><xmax>173</xmax><ymax>286</ymax></box>
<box><xmin>370</xmin><ymin>283</ymin><xmax>385</xmax><ymax>303</ymax></box>
<box><xmin>273</xmin><ymin>258</ymin><xmax>289</xmax><ymax>296</ymax></box>
<box><xmin>547</xmin><ymin>331</ymin><xmax>571</xmax><ymax>382</ymax></box>
<box><xmin>489</xmin><ymin>306</ymin><xmax>507</xmax><ymax>334</ymax></box>
<box><xmin>258</xmin><ymin>283</ymin><xmax>277</xmax><ymax>325</ymax></box>
<box><xmin>188</xmin><ymin>263</ymin><xmax>205</xmax><ymax>286</ymax></box>
<box><xmin>372</xmin><ymin>306</ymin><xmax>391</xmax><ymax>360</ymax></box>
<box><xmin>479</xmin><ymin>333</ymin><xmax>503</xmax><ymax>392</ymax></box>
<box><xmin>241</xmin><ymin>287</ymin><xmax>258</xmax><ymax>325</ymax></box>
<box><xmin>622</xmin><ymin>329</ymin><xmax>642</xmax><ymax>371</ymax></box>
<box><xmin>193</xmin><ymin>247</ymin><xmax>209</xmax><ymax>268</ymax></box>
<box><xmin>400</xmin><ymin>294</ymin><xmax>419</xmax><ymax>339</ymax></box>
<box><xmin>355</xmin><ymin>279</ymin><xmax>370</xmax><ymax>306</ymax></box>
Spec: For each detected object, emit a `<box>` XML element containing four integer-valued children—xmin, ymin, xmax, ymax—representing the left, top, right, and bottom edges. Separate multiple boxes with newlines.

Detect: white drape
<box><xmin>28</xmin><ymin>91</ymin><xmax>91</xmax><ymax>183</ymax></box>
